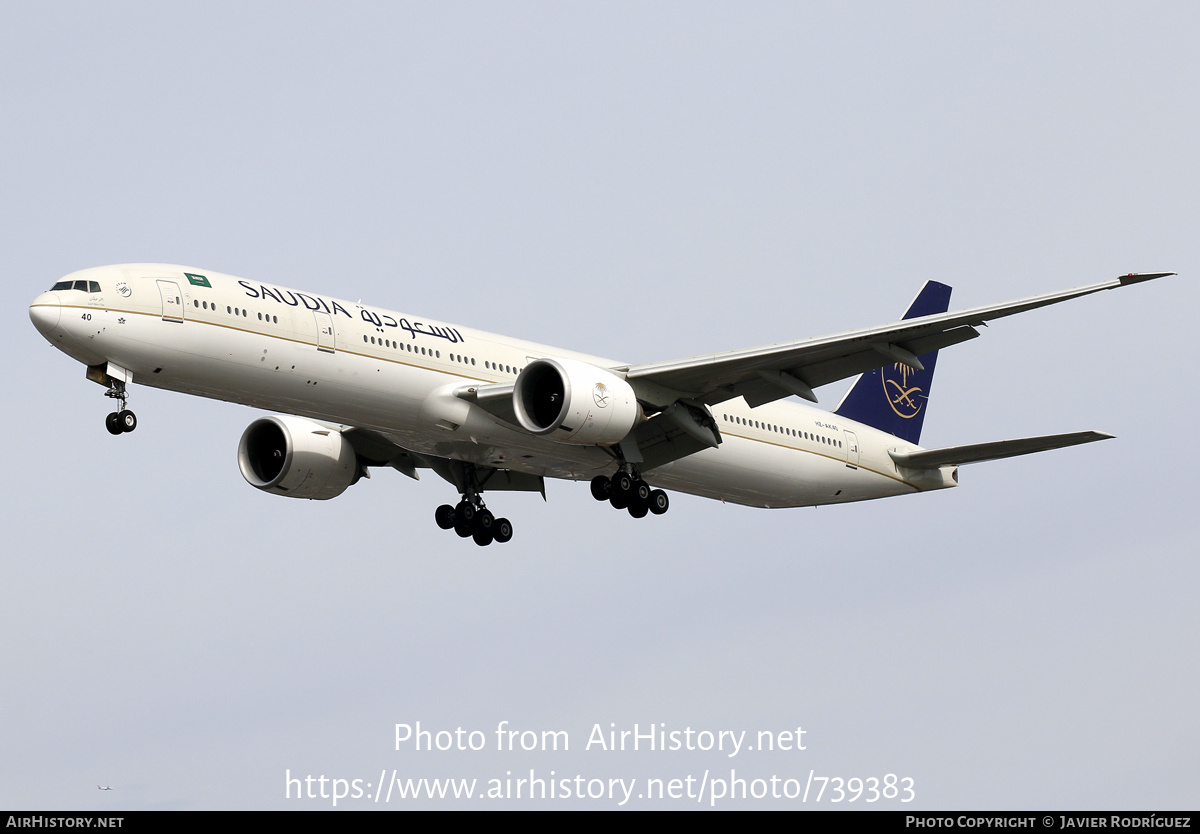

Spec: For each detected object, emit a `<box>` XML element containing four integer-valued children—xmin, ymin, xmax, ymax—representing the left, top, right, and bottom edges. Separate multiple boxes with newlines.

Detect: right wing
<box><xmin>620</xmin><ymin>273</ymin><xmax>1175</xmax><ymax>409</ymax></box>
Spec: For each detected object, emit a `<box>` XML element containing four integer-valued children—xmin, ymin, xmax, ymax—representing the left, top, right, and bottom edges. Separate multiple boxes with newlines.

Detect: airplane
<box><xmin>29</xmin><ymin>265</ymin><xmax>1176</xmax><ymax>546</ymax></box>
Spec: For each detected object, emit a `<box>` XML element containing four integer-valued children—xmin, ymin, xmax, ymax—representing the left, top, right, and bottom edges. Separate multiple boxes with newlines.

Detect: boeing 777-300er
<box><xmin>29</xmin><ymin>265</ymin><xmax>1176</xmax><ymax>546</ymax></box>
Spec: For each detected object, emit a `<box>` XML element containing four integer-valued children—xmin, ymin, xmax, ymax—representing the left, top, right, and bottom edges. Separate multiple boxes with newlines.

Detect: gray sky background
<box><xmin>2</xmin><ymin>2</ymin><xmax>1197</xmax><ymax>810</ymax></box>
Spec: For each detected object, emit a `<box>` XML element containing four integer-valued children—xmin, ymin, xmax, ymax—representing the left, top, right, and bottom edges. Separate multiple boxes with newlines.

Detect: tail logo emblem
<box><xmin>882</xmin><ymin>363</ymin><xmax>923</xmax><ymax>419</ymax></box>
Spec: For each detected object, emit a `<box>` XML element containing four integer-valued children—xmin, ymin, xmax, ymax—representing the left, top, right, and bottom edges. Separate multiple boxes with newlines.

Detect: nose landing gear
<box><xmin>105</xmin><ymin>410</ymin><xmax>137</xmax><ymax>435</ymax></box>
<box><xmin>103</xmin><ymin>380</ymin><xmax>137</xmax><ymax>435</ymax></box>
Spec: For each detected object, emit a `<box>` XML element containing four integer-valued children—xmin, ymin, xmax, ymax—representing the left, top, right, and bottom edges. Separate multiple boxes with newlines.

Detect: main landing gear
<box><xmin>435</xmin><ymin>497</ymin><xmax>514</xmax><ymax>547</ymax></box>
<box><xmin>590</xmin><ymin>470</ymin><xmax>669</xmax><ymax>519</ymax></box>
<box><xmin>103</xmin><ymin>380</ymin><xmax>137</xmax><ymax>435</ymax></box>
<box><xmin>431</xmin><ymin>463</ymin><xmax>515</xmax><ymax>547</ymax></box>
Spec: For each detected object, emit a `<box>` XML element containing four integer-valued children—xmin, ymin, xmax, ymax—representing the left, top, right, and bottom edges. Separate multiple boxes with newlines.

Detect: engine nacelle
<box><xmin>513</xmin><ymin>358</ymin><xmax>641</xmax><ymax>445</ymax></box>
<box><xmin>237</xmin><ymin>415</ymin><xmax>360</xmax><ymax>500</ymax></box>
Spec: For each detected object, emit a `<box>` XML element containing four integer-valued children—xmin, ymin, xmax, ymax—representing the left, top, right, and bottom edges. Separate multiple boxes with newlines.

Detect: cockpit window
<box><xmin>50</xmin><ymin>279</ymin><xmax>102</xmax><ymax>292</ymax></box>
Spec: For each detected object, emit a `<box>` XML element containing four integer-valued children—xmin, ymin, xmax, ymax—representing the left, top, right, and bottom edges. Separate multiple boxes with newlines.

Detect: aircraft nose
<box><xmin>29</xmin><ymin>292</ymin><xmax>61</xmax><ymax>336</ymax></box>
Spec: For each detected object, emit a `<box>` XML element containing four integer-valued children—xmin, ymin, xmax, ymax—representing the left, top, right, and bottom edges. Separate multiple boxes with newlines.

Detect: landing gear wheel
<box><xmin>436</xmin><ymin>462</ymin><xmax>513</xmax><ymax>545</ymax></box>
<box><xmin>609</xmin><ymin>490</ymin><xmax>629</xmax><ymax>510</ymax></box>
<box><xmin>435</xmin><ymin>504</ymin><xmax>456</xmax><ymax>530</ymax></box>
<box><xmin>493</xmin><ymin>518</ymin><xmax>513</xmax><ymax>544</ymax></box>
<box><xmin>590</xmin><ymin>475</ymin><xmax>611</xmax><ymax>501</ymax></box>
<box><xmin>628</xmin><ymin>500</ymin><xmax>648</xmax><ymax>519</ymax></box>
<box><xmin>633</xmin><ymin>479</ymin><xmax>651</xmax><ymax>503</ymax></box>
<box><xmin>117</xmin><ymin>410</ymin><xmax>137</xmax><ymax>433</ymax></box>
<box><xmin>649</xmin><ymin>489</ymin><xmax>670</xmax><ymax>515</ymax></box>
<box><xmin>610</xmin><ymin>471</ymin><xmax>634</xmax><ymax>496</ymax></box>
<box><xmin>473</xmin><ymin>508</ymin><xmax>495</xmax><ymax>535</ymax></box>
<box><xmin>456</xmin><ymin>500</ymin><xmax>476</xmax><ymax>525</ymax></box>
<box><xmin>105</xmin><ymin>412</ymin><xmax>122</xmax><ymax>435</ymax></box>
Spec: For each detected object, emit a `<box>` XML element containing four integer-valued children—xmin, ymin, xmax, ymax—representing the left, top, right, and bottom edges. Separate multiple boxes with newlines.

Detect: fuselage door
<box><xmin>314</xmin><ymin>311</ymin><xmax>335</xmax><ymax>353</ymax></box>
<box><xmin>843</xmin><ymin>429</ymin><xmax>860</xmax><ymax>470</ymax></box>
<box><xmin>156</xmin><ymin>280</ymin><xmax>184</xmax><ymax>322</ymax></box>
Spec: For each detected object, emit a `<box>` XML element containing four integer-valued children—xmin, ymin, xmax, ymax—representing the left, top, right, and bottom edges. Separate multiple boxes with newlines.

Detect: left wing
<box><xmin>620</xmin><ymin>272</ymin><xmax>1174</xmax><ymax>409</ymax></box>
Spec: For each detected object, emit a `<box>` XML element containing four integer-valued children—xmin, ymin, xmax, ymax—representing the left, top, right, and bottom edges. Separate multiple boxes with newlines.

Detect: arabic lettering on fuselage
<box><xmin>237</xmin><ymin>280</ymin><xmax>464</xmax><ymax>344</ymax></box>
<box><xmin>396</xmin><ymin>317</ymin><xmax>463</xmax><ymax>344</ymax></box>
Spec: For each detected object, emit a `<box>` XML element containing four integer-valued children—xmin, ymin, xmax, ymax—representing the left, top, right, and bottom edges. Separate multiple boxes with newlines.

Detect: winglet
<box><xmin>1117</xmin><ymin>272</ymin><xmax>1175</xmax><ymax>286</ymax></box>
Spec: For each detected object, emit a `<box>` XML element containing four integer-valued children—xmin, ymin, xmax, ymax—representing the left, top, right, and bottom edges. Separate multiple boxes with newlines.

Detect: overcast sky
<box><xmin>2</xmin><ymin>2</ymin><xmax>1197</xmax><ymax>810</ymax></box>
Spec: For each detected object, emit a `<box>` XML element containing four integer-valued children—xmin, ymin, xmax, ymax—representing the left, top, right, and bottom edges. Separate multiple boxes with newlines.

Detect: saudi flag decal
<box><xmin>185</xmin><ymin>272</ymin><xmax>211</xmax><ymax>288</ymax></box>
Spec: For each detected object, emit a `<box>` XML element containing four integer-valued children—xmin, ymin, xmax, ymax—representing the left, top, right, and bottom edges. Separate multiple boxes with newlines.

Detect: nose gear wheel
<box><xmin>103</xmin><ymin>380</ymin><xmax>137</xmax><ymax>434</ymax></box>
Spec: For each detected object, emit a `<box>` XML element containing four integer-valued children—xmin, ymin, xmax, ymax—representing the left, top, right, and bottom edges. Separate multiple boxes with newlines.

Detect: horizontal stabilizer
<box><xmin>889</xmin><ymin>431</ymin><xmax>1114</xmax><ymax>469</ymax></box>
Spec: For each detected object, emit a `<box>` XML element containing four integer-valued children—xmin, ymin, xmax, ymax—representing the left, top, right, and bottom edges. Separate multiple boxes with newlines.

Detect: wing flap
<box><xmin>627</xmin><ymin>407</ymin><xmax>719</xmax><ymax>471</ymax></box>
<box><xmin>426</xmin><ymin>456</ymin><xmax>546</xmax><ymax>497</ymax></box>
<box><xmin>889</xmin><ymin>431</ymin><xmax>1115</xmax><ymax>469</ymax></box>
<box><xmin>342</xmin><ymin>427</ymin><xmax>427</xmax><ymax>480</ymax></box>
<box><xmin>343</xmin><ymin>425</ymin><xmax>546</xmax><ymax>494</ymax></box>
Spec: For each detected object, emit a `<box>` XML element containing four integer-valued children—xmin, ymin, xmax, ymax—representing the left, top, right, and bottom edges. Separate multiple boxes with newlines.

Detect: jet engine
<box><xmin>237</xmin><ymin>415</ymin><xmax>362</xmax><ymax>500</ymax></box>
<box><xmin>513</xmin><ymin>358</ymin><xmax>642</xmax><ymax>445</ymax></box>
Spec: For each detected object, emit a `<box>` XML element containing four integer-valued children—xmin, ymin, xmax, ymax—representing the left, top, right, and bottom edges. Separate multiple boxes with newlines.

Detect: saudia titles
<box><xmin>236</xmin><ymin>280</ymin><xmax>465</xmax><ymax>344</ymax></box>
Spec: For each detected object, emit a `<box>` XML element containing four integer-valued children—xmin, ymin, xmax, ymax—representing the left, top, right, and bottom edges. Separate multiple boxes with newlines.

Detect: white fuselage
<box><xmin>29</xmin><ymin>264</ymin><xmax>955</xmax><ymax>508</ymax></box>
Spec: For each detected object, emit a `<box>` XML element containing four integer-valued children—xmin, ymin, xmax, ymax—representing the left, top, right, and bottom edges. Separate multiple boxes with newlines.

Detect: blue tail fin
<box><xmin>833</xmin><ymin>281</ymin><xmax>952</xmax><ymax>444</ymax></box>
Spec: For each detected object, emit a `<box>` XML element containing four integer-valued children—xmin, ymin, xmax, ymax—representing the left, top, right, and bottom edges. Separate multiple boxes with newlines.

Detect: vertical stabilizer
<box><xmin>833</xmin><ymin>281</ymin><xmax>952</xmax><ymax>444</ymax></box>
